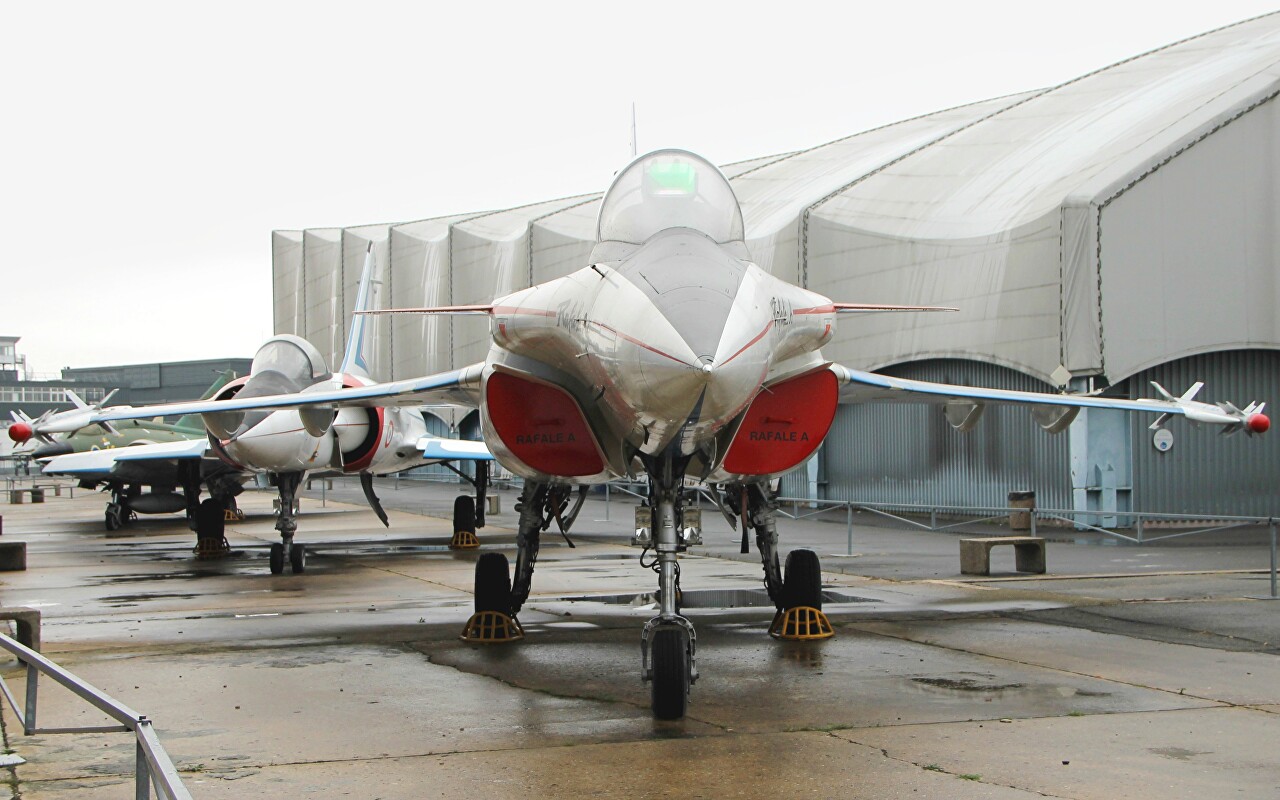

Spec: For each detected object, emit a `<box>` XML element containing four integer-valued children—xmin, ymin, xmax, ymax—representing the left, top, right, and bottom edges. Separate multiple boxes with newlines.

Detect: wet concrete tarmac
<box><xmin>0</xmin><ymin>480</ymin><xmax>1277</xmax><ymax>798</ymax></box>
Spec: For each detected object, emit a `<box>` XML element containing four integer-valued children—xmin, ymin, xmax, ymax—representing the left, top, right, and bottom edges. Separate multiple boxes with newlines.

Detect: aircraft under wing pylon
<box><xmin>833</xmin><ymin>365</ymin><xmax>1272</xmax><ymax>435</ymax></box>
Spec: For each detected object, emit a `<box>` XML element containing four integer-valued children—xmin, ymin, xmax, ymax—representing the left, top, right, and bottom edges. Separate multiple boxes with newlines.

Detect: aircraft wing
<box><xmin>68</xmin><ymin>364</ymin><xmax>484</xmax><ymax>429</ymax></box>
<box><xmin>831</xmin><ymin>364</ymin><xmax>1269</xmax><ymax>434</ymax></box>
<box><xmin>40</xmin><ymin>439</ymin><xmax>210</xmax><ymax>477</ymax></box>
<box><xmin>416</xmin><ymin>437</ymin><xmax>495</xmax><ymax>462</ymax></box>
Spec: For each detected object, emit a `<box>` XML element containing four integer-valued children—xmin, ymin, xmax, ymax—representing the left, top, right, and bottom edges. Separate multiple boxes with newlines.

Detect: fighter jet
<box><xmin>75</xmin><ymin>149</ymin><xmax>1269</xmax><ymax>718</ymax></box>
<box><xmin>42</xmin><ymin>249</ymin><xmax>493</xmax><ymax>572</ymax></box>
<box><xmin>15</xmin><ymin>377</ymin><xmax>246</xmax><ymax>531</ymax></box>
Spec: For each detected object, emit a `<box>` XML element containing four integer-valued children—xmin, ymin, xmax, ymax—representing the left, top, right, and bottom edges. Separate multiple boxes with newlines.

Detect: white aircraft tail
<box><xmin>339</xmin><ymin>244</ymin><xmax>382</xmax><ymax>380</ymax></box>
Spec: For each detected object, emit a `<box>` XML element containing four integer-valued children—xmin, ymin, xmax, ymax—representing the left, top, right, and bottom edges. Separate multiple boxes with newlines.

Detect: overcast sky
<box><xmin>5</xmin><ymin>1</ymin><xmax>1277</xmax><ymax>376</ymax></box>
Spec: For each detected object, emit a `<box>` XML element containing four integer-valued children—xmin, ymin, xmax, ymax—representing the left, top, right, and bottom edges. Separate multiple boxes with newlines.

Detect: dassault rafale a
<box><xmin>72</xmin><ymin>149</ymin><xmax>1269</xmax><ymax>718</ymax></box>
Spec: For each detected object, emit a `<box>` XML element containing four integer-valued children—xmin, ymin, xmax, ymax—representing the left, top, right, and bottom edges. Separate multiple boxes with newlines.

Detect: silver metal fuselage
<box><xmin>479</xmin><ymin>227</ymin><xmax>838</xmax><ymax>484</ymax></box>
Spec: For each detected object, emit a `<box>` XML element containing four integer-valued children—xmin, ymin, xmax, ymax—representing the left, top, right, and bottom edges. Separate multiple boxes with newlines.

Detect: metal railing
<box><xmin>773</xmin><ymin>496</ymin><xmax>1278</xmax><ymax>598</ymax></box>
<box><xmin>0</xmin><ymin>633</ymin><xmax>193</xmax><ymax>799</ymax></box>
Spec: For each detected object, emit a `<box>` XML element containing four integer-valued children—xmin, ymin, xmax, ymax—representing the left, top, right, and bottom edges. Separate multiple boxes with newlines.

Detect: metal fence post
<box><xmin>24</xmin><ymin>663</ymin><xmax>37</xmax><ymax>734</ymax></box>
<box><xmin>136</xmin><ymin>738</ymin><xmax>151</xmax><ymax>800</ymax></box>
<box><xmin>844</xmin><ymin>501</ymin><xmax>855</xmax><ymax>552</ymax></box>
<box><xmin>929</xmin><ymin>508</ymin><xmax>936</xmax><ymax>531</ymax></box>
<box><xmin>605</xmin><ymin>483</ymin><xmax>610</xmax><ymax>521</ymax></box>
<box><xmin>1030</xmin><ymin>512</ymin><xmax>1037</xmax><ymax>536</ymax></box>
<box><xmin>1270</xmin><ymin>519</ymin><xmax>1277</xmax><ymax>599</ymax></box>
<box><xmin>1136</xmin><ymin>514</ymin><xmax>1144</xmax><ymax>545</ymax></box>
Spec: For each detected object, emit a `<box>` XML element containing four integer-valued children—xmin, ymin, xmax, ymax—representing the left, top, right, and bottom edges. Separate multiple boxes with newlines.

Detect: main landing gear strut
<box><xmin>726</xmin><ymin>483</ymin><xmax>834</xmax><ymax>641</ymax></box>
<box><xmin>269</xmin><ymin>471</ymin><xmax>305</xmax><ymax>575</ymax></box>
<box><xmin>461</xmin><ymin>480</ymin><xmax>585</xmax><ymax>642</ymax></box>
<box><xmin>444</xmin><ymin>462</ymin><xmax>490</xmax><ymax>550</ymax></box>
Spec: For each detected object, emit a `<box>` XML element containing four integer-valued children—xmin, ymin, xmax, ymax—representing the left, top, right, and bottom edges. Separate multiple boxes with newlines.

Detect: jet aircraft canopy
<box><xmin>250</xmin><ymin>335</ymin><xmax>329</xmax><ymax>384</ymax></box>
<box><xmin>597</xmin><ymin>149</ymin><xmax>744</xmax><ymax>246</ymax></box>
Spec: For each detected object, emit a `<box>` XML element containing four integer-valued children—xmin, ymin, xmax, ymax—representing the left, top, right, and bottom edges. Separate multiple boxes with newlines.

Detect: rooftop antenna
<box><xmin>630</xmin><ymin>102</ymin><xmax>637</xmax><ymax>158</ymax></box>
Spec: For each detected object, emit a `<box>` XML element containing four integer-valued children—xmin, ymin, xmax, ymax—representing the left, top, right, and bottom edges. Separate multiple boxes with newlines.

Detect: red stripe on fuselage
<box><xmin>588</xmin><ymin>321</ymin><xmax>690</xmax><ymax>366</ymax></box>
<box><xmin>721</xmin><ymin>320</ymin><xmax>774</xmax><ymax>366</ymax></box>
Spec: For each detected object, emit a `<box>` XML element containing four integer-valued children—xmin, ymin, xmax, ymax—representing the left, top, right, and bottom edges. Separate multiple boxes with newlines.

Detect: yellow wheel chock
<box><xmin>194</xmin><ymin>536</ymin><xmax>231</xmax><ymax>559</ymax></box>
<box><xmin>223</xmin><ymin>508</ymin><xmax>245</xmax><ymax>522</ymax></box>
<box><xmin>460</xmin><ymin>610</ymin><xmax>524</xmax><ymax>643</ymax></box>
<box><xmin>450</xmin><ymin>530</ymin><xmax>481</xmax><ymax>550</ymax></box>
<box><xmin>769</xmin><ymin>606</ymin><xmax>834</xmax><ymax>640</ymax></box>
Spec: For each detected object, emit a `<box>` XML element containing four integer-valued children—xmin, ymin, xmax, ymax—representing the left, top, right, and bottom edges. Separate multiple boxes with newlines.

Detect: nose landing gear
<box><xmin>269</xmin><ymin>472</ymin><xmax>305</xmax><ymax>575</ymax></box>
<box><xmin>639</xmin><ymin>462</ymin><xmax>699</xmax><ymax>720</ymax></box>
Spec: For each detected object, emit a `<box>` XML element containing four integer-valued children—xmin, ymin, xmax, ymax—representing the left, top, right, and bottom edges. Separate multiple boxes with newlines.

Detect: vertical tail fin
<box><xmin>339</xmin><ymin>244</ymin><xmax>382</xmax><ymax>379</ymax></box>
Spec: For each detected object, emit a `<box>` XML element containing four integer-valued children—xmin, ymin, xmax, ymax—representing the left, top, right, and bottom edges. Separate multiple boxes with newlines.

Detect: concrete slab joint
<box><xmin>959</xmin><ymin>536</ymin><xmax>1047</xmax><ymax>576</ymax></box>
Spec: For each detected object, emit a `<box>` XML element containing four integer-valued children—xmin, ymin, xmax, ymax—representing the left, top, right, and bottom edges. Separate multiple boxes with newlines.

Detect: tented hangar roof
<box><xmin>274</xmin><ymin>12</ymin><xmax>1280</xmax><ymax>384</ymax></box>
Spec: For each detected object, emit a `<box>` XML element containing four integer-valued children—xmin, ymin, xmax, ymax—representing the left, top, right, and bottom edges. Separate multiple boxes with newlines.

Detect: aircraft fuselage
<box><xmin>479</xmin><ymin>227</ymin><xmax>841</xmax><ymax>485</ymax></box>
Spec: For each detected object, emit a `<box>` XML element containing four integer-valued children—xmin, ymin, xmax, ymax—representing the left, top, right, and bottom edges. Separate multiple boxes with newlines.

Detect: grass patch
<box><xmin>959</xmin><ymin>774</ymin><xmax>982</xmax><ymax>781</ymax></box>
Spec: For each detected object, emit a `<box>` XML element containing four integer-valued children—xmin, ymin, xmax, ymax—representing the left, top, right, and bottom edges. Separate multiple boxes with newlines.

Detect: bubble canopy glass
<box><xmin>251</xmin><ymin>335</ymin><xmax>328</xmax><ymax>382</ymax></box>
<box><xmin>596</xmin><ymin>149</ymin><xmax>744</xmax><ymax>245</ymax></box>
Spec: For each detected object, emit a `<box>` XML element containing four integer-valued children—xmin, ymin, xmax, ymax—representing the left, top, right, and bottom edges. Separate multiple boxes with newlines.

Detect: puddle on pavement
<box><xmin>558</xmin><ymin>588</ymin><xmax>876</xmax><ymax>609</ymax></box>
<box><xmin>906</xmin><ymin>672</ymin><xmax>1114</xmax><ymax>703</ymax></box>
<box><xmin>102</xmin><ymin>592</ymin><xmax>202</xmax><ymax>607</ymax></box>
<box><xmin>911</xmin><ymin>676</ymin><xmax>1026</xmax><ymax>692</ymax></box>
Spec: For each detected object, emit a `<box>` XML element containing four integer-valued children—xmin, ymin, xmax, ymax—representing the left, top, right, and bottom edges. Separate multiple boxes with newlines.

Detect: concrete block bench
<box><xmin>960</xmin><ymin>536</ymin><xmax>1046</xmax><ymax>576</ymax></box>
<box><xmin>7</xmin><ymin>488</ymin><xmax>45</xmax><ymax>504</ymax></box>
<box><xmin>0</xmin><ymin>541</ymin><xmax>26</xmax><ymax>571</ymax></box>
<box><xmin>0</xmin><ymin>606</ymin><xmax>40</xmax><ymax>652</ymax></box>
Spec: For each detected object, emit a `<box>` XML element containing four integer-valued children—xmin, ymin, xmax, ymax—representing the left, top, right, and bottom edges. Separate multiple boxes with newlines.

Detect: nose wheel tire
<box><xmin>289</xmin><ymin>543</ymin><xmax>305</xmax><ymax>573</ymax></box>
<box><xmin>269</xmin><ymin>543</ymin><xmax>285</xmax><ymax>575</ymax></box>
<box><xmin>105</xmin><ymin>504</ymin><xmax>124</xmax><ymax>531</ymax></box>
<box><xmin>650</xmin><ymin>626</ymin><xmax>691</xmax><ymax>720</ymax></box>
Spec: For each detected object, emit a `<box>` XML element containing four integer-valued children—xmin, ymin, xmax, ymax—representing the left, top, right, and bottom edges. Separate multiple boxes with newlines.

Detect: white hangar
<box><xmin>273</xmin><ymin>13</ymin><xmax>1280</xmax><ymax>519</ymax></box>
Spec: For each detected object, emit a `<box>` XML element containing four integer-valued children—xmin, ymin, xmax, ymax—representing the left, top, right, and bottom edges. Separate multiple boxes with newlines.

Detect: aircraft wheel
<box><xmin>269</xmin><ymin>543</ymin><xmax>285</xmax><ymax>575</ymax></box>
<box><xmin>650</xmin><ymin>627</ymin><xmax>690</xmax><ymax>720</ymax></box>
<box><xmin>474</xmin><ymin>552</ymin><xmax>511</xmax><ymax>613</ymax></box>
<box><xmin>453</xmin><ymin>495</ymin><xmax>476</xmax><ymax>534</ymax></box>
<box><xmin>783</xmin><ymin>549</ymin><xmax>823</xmax><ymax>610</ymax></box>
<box><xmin>104</xmin><ymin>505</ymin><xmax>124</xmax><ymax>531</ymax></box>
<box><xmin>196</xmin><ymin>498</ymin><xmax>225</xmax><ymax>535</ymax></box>
<box><xmin>290</xmin><ymin>543</ymin><xmax>306</xmax><ymax>574</ymax></box>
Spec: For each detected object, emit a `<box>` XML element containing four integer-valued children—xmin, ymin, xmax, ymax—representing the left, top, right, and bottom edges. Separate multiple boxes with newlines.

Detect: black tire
<box><xmin>474</xmin><ymin>552</ymin><xmax>511</xmax><ymax>614</ymax></box>
<box><xmin>453</xmin><ymin>495</ymin><xmax>476</xmax><ymax>533</ymax></box>
<box><xmin>269</xmin><ymin>543</ymin><xmax>285</xmax><ymax>575</ymax></box>
<box><xmin>650</xmin><ymin>627</ymin><xmax>690</xmax><ymax>720</ymax></box>
<box><xmin>289</xmin><ymin>543</ymin><xmax>305</xmax><ymax>574</ymax></box>
<box><xmin>783</xmin><ymin>549</ymin><xmax>823</xmax><ymax>610</ymax></box>
<box><xmin>105</xmin><ymin>505</ymin><xmax>123</xmax><ymax>531</ymax></box>
<box><xmin>196</xmin><ymin>498</ymin><xmax>225</xmax><ymax>540</ymax></box>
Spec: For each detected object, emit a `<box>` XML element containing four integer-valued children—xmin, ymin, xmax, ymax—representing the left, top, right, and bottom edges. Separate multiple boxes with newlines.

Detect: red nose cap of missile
<box><xmin>1247</xmin><ymin>413</ymin><xmax>1270</xmax><ymax>434</ymax></box>
<box><xmin>7</xmin><ymin>422</ymin><xmax>32</xmax><ymax>444</ymax></box>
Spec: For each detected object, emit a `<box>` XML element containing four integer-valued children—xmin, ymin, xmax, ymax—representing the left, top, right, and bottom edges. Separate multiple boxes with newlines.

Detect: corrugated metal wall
<box><xmin>822</xmin><ymin>359</ymin><xmax>1072</xmax><ymax>508</ymax></box>
<box><xmin>1129</xmin><ymin>349</ymin><xmax>1280</xmax><ymax>516</ymax></box>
